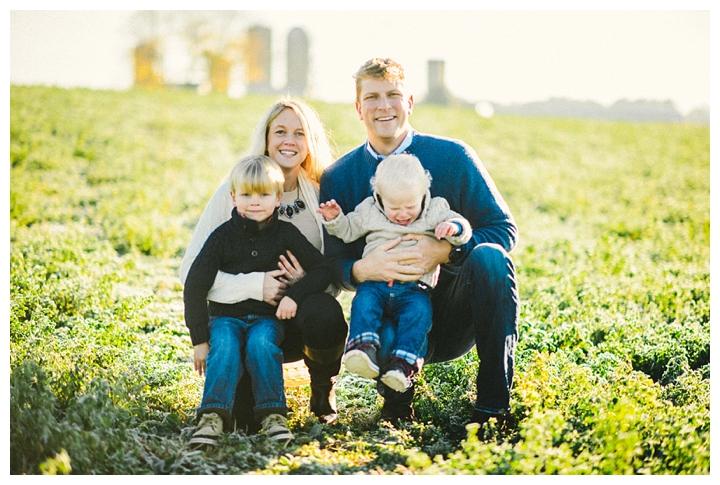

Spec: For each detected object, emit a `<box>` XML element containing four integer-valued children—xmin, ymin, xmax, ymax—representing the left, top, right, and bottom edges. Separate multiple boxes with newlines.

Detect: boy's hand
<box><xmin>194</xmin><ymin>342</ymin><xmax>210</xmax><ymax>376</ymax></box>
<box><xmin>317</xmin><ymin>199</ymin><xmax>341</xmax><ymax>221</ymax></box>
<box><xmin>435</xmin><ymin>221</ymin><xmax>458</xmax><ymax>239</ymax></box>
<box><xmin>276</xmin><ymin>296</ymin><xmax>297</xmax><ymax>320</ymax></box>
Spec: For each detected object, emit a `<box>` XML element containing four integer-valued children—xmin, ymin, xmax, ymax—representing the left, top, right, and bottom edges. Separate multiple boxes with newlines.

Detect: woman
<box><xmin>180</xmin><ymin>97</ymin><xmax>347</xmax><ymax>427</ymax></box>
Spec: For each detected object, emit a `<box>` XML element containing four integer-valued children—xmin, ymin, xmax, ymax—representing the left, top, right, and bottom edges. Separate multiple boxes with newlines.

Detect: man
<box><xmin>319</xmin><ymin>58</ymin><xmax>519</xmax><ymax>427</ymax></box>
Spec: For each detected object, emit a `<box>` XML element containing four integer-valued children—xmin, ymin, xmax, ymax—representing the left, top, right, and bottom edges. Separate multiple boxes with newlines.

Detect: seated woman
<box><xmin>180</xmin><ymin>97</ymin><xmax>348</xmax><ymax>428</ymax></box>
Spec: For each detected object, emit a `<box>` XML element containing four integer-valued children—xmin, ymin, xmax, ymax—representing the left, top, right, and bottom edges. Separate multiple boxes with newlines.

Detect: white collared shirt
<box><xmin>365</xmin><ymin>129</ymin><xmax>415</xmax><ymax>160</ymax></box>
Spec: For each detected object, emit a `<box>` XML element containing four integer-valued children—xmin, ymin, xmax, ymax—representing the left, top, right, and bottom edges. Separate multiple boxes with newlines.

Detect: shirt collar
<box><xmin>365</xmin><ymin>128</ymin><xmax>415</xmax><ymax>160</ymax></box>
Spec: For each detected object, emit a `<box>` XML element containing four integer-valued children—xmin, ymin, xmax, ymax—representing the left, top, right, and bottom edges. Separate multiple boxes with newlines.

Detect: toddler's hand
<box><xmin>317</xmin><ymin>199</ymin><xmax>341</xmax><ymax>221</ymax></box>
<box><xmin>435</xmin><ymin>221</ymin><xmax>458</xmax><ymax>239</ymax></box>
<box><xmin>276</xmin><ymin>296</ymin><xmax>298</xmax><ymax>320</ymax></box>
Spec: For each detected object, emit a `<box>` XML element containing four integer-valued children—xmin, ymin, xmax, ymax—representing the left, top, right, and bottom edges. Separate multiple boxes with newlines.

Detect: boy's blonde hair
<box><xmin>247</xmin><ymin>96</ymin><xmax>335</xmax><ymax>183</ymax></box>
<box><xmin>229</xmin><ymin>155</ymin><xmax>285</xmax><ymax>198</ymax></box>
<box><xmin>353</xmin><ymin>58</ymin><xmax>406</xmax><ymax>102</ymax></box>
<box><xmin>370</xmin><ymin>154</ymin><xmax>431</xmax><ymax>200</ymax></box>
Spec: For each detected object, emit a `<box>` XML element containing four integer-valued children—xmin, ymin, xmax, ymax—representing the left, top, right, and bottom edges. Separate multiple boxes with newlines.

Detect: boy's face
<box><xmin>231</xmin><ymin>190</ymin><xmax>280</xmax><ymax>225</ymax></box>
<box><xmin>380</xmin><ymin>190</ymin><xmax>423</xmax><ymax>227</ymax></box>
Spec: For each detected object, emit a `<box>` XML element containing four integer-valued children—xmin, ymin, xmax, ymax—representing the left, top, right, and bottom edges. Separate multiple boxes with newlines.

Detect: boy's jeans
<box><xmin>348</xmin><ymin>280</ymin><xmax>433</xmax><ymax>366</ymax></box>
<box><xmin>198</xmin><ymin>315</ymin><xmax>286</xmax><ymax>425</ymax></box>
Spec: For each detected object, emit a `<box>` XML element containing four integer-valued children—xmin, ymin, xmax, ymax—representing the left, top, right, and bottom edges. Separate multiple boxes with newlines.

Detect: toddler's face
<box><xmin>380</xmin><ymin>190</ymin><xmax>423</xmax><ymax>226</ymax></box>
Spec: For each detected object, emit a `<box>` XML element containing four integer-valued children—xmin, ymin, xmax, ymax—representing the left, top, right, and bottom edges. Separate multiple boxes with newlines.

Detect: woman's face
<box><xmin>266</xmin><ymin>108</ymin><xmax>309</xmax><ymax>176</ymax></box>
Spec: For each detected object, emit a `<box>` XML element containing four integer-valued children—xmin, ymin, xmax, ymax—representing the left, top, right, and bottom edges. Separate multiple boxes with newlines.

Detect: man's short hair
<box><xmin>353</xmin><ymin>58</ymin><xmax>405</xmax><ymax>102</ymax></box>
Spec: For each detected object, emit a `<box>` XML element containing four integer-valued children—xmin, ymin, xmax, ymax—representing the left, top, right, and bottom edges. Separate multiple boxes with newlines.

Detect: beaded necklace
<box><xmin>278</xmin><ymin>186</ymin><xmax>306</xmax><ymax>219</ymax></box>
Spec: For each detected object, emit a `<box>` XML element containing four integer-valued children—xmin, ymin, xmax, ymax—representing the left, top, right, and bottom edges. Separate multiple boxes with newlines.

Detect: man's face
<box><xmin>355</xmin><ymin>77</ymin><xmax>413</xmax><ymax>152</ymax></box>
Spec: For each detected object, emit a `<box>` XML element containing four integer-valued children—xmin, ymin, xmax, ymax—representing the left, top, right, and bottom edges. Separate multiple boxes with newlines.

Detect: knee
<box><xmin>247</xmin><ymin>321</ymin><xmax>282</xmax><ymax>350</ymax></box>
<box><xmin>297</xmin><ymin>293</ymin><xmax>348</xmax><ymax>345</ymax></box>
<box><xmin>466</xmin><ymin>243</ymin><xmax>514</xmax><ymax>283</ymax></box>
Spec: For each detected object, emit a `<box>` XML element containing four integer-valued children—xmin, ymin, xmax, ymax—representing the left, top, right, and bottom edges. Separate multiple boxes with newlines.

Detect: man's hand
<box><xmin>194</xmin><ymin>342</ymin><xmax>210</xmax><ymax>376</ymax></box>
<box><xmin>351</xmin><ymin>237</ymin><xmax>425</xmax><ymax>284</ymax></box>
<box><xmin>263</xmin><ymin>269</ymin><xmax>288</xmax><ymax>305</ymax></box>
<box><xmin>402</xmin><ymin>234</ymin><xmax>453</xmax><ymax>271</ymax></box>
<box><xmin>276</xmin><ymin>296</ymin><xmax>298</xmax><ymax>320</ymax></box>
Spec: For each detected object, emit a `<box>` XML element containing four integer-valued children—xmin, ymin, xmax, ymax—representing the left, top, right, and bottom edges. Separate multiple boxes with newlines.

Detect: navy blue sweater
<box><xmin>183</xmin><ymin>208</ymin><xmax>331</xmax><ymax>345</ymax></box>
<box><xmin>318</xmin><ymin>132</ymin><xmax>517</xmax><ymax>291</ymax></box>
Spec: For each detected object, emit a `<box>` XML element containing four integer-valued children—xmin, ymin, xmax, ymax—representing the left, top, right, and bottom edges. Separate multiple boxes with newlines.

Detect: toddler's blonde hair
<box><xmin>371</xmin><ymin>153</ymin><xmax>431</xmax><ymax>200</ymax></box>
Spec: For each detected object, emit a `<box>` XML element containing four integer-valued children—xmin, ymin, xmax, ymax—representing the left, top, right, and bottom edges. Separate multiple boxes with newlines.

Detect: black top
<box><xmin>183</xmin><ymin>208</ymin><xmax>331</xmax><ymax>345</ymax></box>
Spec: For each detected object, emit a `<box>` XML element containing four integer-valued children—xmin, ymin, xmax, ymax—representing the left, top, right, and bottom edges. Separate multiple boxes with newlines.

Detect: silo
<box><xmin>426</xmin><ymin>59</ymin><xmax>449</xmax><ymax>105</ymax></box>
<box><xmin>245</xmin><ymin>25</ymin><xmax>272</xmax><ymax>93</ymax></box>
<box><xmin>286</xmin><ymin>28</ymin><xmax>309</xmax><ymax>96</ymax></box>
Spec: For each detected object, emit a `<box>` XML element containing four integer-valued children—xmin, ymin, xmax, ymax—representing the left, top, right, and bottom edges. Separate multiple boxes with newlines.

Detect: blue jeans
<box><xmin>199</xmin><ymin>315</ymin><xmax>286</xmax><ymax>426</ymax></box>
<box><xmin>348</xmin><ymin>280</ymin><xmax>432</xmax><ymax>366</ymax></box>
<box><xmin>377</xmin><ymin>243</ymin><xmax>519</xmax><ymax>415</ymax></box>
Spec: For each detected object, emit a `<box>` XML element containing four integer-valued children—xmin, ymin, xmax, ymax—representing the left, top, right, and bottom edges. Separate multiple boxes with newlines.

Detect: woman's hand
<box><xmin>194</xmin><ymin>342</ymin><xmax>210</xmax><ymax>376</ymax></box>
<box><xmin>278</xmin><ymin>250</ymin><xmax>306</xmax><ymax>285</ymax></box>
<box><xmin>263</xmin><ymin>269</ymin><xmax>288</xmax><ymax>305</ymax></box>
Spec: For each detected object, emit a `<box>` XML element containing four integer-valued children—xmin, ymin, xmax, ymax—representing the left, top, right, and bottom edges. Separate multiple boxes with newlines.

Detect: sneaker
<box><xmin>189</xmin><ymin>412</ymin><xmax>223</xmax><ymax>447</ymax></box>
<box><xmin>380</xmin><ymin>357</ymin><xmax>415</xmax><ymax>392</ymax></box>
<box><xmin>261</xmin><ymin>414</ymin><xmax>294</xmax><ymax>444</ymax></box>
<box><xmin>343</xmin><ymin>343</ymin><xmax>379</xmax><ymax>379</ymax></box>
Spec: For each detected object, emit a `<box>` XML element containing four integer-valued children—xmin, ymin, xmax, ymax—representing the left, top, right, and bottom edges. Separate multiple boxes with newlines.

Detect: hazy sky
<box><xmin>8</xmin><ymin>6</ymin><xmax>713</xmax><ymax>115</ymax></box>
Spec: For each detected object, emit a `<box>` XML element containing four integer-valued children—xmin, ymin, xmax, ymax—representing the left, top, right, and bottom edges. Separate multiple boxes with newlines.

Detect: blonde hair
<box><xmin>247</xmin><ymin>97</ymin><xmax>335</xmax><ymax>183</ymax></box>
<box><xmin>370</xmin><ymin>154</ymin><xmax>431</xmax><ymax>199</ymax></box>
<box><xmin>229</xmin><ymin>155</ymin><xmax>285</xmax><ymax>198</ymax></box>
<box><xmin>353</xmin><ymin>58</ymin><xmax>406</xmax><ymax>102</ymax></box>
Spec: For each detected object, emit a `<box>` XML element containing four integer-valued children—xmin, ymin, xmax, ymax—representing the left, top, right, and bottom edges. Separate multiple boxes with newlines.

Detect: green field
<box><xmin>9</xmin><ymin>85</ymin><xmax>710</xmax><ymax>474</ymax></box>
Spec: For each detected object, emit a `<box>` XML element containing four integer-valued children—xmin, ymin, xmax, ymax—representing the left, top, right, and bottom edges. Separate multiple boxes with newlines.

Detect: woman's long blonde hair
<box><xmin>247</xmin><ymin>97</ymin><xmax>335</xmax><ymax>184</ymax></box>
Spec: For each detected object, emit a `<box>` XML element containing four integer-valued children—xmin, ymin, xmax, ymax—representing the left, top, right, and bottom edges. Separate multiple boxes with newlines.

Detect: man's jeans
<box><xmin>199</xmin><ymin>315</ymin><xmax>286</xmax><ymax>424</ymax></box>
<box><xmin>377</xmin><ymin>243</ymin><xmax>519</xmax><ymax>415</ymax></box>
<box><xmin>348</xmin><ymin>280</ymin><xmax>433</xmax><ymax>366</ymax></box>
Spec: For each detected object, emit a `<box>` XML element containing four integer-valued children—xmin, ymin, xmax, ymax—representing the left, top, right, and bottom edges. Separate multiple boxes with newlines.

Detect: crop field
<box><xmin>9</xmin><ymin>85</ymin><xmax>710</xmax><ymax>474</ymax></box>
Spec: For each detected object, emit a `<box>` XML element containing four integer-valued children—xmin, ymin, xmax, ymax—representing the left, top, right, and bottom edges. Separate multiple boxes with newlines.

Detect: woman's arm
<box><xmin>179</xmin><ymin>180</ymin><xmax>265</xmax><ymax>304</ymax></box>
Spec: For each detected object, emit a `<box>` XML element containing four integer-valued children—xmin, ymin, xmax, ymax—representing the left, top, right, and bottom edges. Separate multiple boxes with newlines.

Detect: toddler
<box><xmin>318</xmin><ymin>154</ymin><xmax>471</xmax><ymax>392</ymax></box>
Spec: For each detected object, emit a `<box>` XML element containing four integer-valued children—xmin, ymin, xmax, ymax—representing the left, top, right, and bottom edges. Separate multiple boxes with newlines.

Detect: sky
<box><xmin>8</xmin><ymin>4</ymin><xmax>713</xmax><ymax>115</ymax></box>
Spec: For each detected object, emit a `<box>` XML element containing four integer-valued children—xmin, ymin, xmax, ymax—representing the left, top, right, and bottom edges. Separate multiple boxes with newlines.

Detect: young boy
<box><xmin>184</xmin><ymin>155</ymin><xmax>331</xmax><ymax>447</ymax></box>
<box><xmin>317</xmin><ymin>154</ymin><xmax>471</xmax><ymax>392</ymax></box>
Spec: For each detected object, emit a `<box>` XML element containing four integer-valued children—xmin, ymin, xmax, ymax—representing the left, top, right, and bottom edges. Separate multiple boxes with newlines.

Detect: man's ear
<box><xmin>355</xmin><ymin>101</ymin><xmax>363</xmax><ymax>120</ymax></box>
<box><xmin>407</xmin><ymin>94</ymin><xmax>414</xmax><ymax>115</ymax></box>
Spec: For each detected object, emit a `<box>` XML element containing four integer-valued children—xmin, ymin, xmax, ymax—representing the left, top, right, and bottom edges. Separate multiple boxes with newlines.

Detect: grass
<box><xmin>9</xmin><ymin>85</ymin><xmax>710</xmax><ymax>474</ymax></box>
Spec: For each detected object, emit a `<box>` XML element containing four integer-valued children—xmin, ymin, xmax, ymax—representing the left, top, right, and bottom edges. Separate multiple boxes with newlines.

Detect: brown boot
<box><xmin>310</xmin><ymin>377</ymin><xmax>338</xmax><ymax>424</ymax></box>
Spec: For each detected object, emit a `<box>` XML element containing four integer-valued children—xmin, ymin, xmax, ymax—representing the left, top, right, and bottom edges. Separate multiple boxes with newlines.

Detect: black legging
<box><xmin>232</xmin><ymin>291</ymin><xmax>347</xmax><ymax>428</ymax></box>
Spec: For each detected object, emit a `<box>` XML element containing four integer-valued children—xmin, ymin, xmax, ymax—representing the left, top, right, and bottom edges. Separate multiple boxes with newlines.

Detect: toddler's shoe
<box><xmin>261</xmin><ymin>414</ymin><xmax>294</xmax><ymax>444</ymax></box>
<box><xmin>189</xmin><ymin>412</ymin><xmax>223</xmax><ymax>447</ymax></box>
<box><xmin>380</xmin><ymin>356</ymin><xmax>416</xmax><ymax>393</ymax></box>
<box><xmin>343</xmin><ymin>342</ymin><xmax>380</xmax><ymax>379</ymax></box>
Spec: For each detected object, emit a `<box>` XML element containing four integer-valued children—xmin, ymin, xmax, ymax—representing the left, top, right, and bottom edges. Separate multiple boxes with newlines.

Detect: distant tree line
<box><xmin>490</xmin><ymin>97</ymin><xmax>709</xmax><ymax>124</ymax></box>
